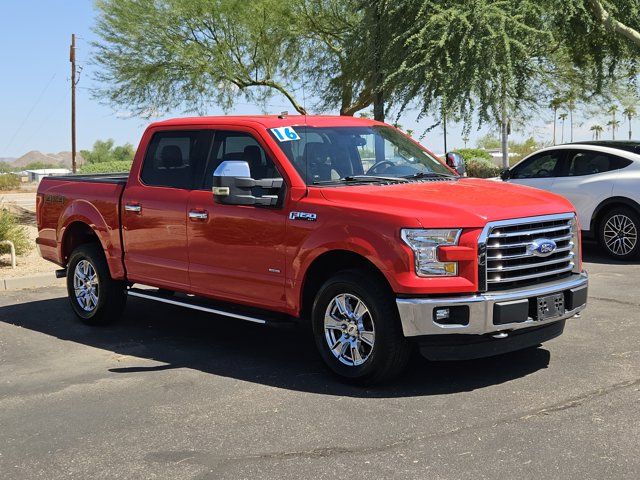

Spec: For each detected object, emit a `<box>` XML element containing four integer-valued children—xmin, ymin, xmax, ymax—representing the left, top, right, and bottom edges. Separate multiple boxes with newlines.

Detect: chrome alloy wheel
<box><xmin>324</xmin><ymin>293</ymin><xmax>375</xmax><ymax>367</ymax></box>
<box><xmin>604</xmin><ymin>214</ymin><xmax>638</xmax><ymax>256</ymax></box>
<box><xmin>73</xmin><ymin>260</ymin><xmax>99</xmax><ymax>312</ymax></box>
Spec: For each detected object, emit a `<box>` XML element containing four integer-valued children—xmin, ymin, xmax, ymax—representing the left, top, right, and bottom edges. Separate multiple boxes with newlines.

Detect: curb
<box><xmin>1</xmin><ymin>272</ymin><xmax>64</xmax><ymax>291</ymax></box>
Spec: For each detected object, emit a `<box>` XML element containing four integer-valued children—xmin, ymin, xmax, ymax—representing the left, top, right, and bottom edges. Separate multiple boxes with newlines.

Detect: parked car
<box><xmin>36</xmin><ymin>116</ymin><xmax>588</xmax><ymax>384</ymax></box>
<box><xmin>500</xmin><ymin>141</ymin><xmax>640</xmax><ymax>260</ymax></box>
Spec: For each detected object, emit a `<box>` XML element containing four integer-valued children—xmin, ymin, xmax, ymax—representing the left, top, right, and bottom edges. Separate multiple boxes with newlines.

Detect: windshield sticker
<box><xmin>271</xmin><ymin>127</ymin><xmax>300</xmax><ymax>142</ymax></box>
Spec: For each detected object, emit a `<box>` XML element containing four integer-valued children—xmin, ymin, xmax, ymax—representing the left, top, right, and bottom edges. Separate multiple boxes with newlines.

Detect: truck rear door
<box><xmin>122</xmin><ymin>129</ymin><xmax>212</xmax><ymax>290</ymax></box>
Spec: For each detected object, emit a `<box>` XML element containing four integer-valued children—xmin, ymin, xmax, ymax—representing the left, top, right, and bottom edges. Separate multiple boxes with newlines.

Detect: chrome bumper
<box><xmin>396</xmin><ymin>272</ymin><xmax>588</xmax><ymax>337</ymax></box>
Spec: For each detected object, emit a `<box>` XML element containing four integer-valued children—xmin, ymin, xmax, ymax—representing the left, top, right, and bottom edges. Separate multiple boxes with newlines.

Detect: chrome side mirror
<box><xmin>445</xmin><ymin>152</ymin><xmax>466</xmax><ymax>176</ymax></box>
<box><xmin>212</xmin><ymin>161</ymin><xmax>282</xmax><ymax>206</ymax></box>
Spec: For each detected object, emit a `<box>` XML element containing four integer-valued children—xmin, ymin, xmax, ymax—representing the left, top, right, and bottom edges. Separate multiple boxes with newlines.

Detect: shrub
<box><xmin>80</xmin><ymin>160</ymin><xmax>133</xmax><ymax>174</ymax></box>
<box><xmin>0</xmin><ymin>174</ymin><xmax>20</xmax><ymax>191</ymax></box>
<box><xmin>465</xmin><ymin>157</ymin><xmax>501</xmax><ymax>178</ymax></box>
<box><xmin>455</xmin><ymin>148</ymin><xmax>493</xmax><ymax>163</ymax></box>
<box><xmin>0</xmin><ymin>210</ymin><xmax>31</xmax><ymax>256</ymax></box>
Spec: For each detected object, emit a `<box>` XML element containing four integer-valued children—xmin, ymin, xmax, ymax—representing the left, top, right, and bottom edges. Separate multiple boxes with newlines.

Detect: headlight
<box><xmin>401</xmin><ymin>229</ymin><xmax>462</xmax><ymax>277</ymax></box>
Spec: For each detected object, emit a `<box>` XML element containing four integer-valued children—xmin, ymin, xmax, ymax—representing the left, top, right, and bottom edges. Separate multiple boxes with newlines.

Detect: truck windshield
<box><xmin>270</xmin><ymin>126</ymin><xmax>454</xmax><ymax>185</ymax></box>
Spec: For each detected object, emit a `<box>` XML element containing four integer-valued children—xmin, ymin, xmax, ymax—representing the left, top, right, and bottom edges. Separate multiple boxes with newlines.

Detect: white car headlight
<box><xmin>401</xmin><ymin>229</ymin><xmax>462</xmax><ymax>277</ymax></box>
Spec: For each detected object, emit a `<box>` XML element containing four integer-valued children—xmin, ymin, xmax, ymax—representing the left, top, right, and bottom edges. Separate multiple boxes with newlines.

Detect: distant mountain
<box><xmin>11</xmin><ymin>151</ymin><xmax>84</xmax><ymax>168</ymax></box>
<box><xmin>0</xmin><ymin>157</ymin><xmax>16</xmax><ymax>164</ymax></box>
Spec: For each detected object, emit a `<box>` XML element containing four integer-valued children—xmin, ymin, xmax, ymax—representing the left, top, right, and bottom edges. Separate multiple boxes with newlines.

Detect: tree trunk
<box><xmin>553</xmin><ymin>108</ymin><xmax>557</xmax><ymax>145</ymax></box>
<box><xmin>588</xmin><ymin>0</ymin><xmax>640</xmax><ymax>48</ymax></box>
<box><xmin>501</xmin><ymin>101</ymin><xmax>509</xmax><ymax>170</ymax></box>
<box><xmin>443</xmin><ymin>109</ymin><xmax>448</xmax><ymax>154</ymax></box>
<box><xmin>372</xmin><ymin>2</ymin><xmax>385</xmax><ymax>123</ymax></box>
<box><xmin>629</xmin><ymin>116</ymin><xmax>633</xmax><ymax>140</ymax></box>
<box><xmin>570</xmin><ymin>108</ymin><xmax>574</xmax><ymax>142</ymax></box>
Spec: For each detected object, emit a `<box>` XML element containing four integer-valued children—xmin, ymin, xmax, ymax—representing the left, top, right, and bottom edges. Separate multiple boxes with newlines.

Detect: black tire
<box><xmin>311</xmin><ymin>270</ymin><xmax>411</xmax><ymax>385</ymax></box>
<box><xmin>66</xmin><ymin>243</ymin><xmax>127</xmax><ymax>325</ymax></box>
<box><xmin>598</xmin><ymin>207</ymin><xmax>640</xmax><ymax>260</ymax></box>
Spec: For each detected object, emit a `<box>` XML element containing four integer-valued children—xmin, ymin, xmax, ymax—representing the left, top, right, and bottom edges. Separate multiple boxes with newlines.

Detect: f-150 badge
<box><xmin>289</xmin><ymin>211</ymin><xmax>317</xmax><ymax>221</ymax></box>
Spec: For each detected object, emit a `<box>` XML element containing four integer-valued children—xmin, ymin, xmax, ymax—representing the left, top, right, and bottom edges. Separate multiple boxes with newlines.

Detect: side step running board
<box><xmin>127</xmin><ymin>288</ymin><xmax>293</xmax><ymax>326</ymax></box>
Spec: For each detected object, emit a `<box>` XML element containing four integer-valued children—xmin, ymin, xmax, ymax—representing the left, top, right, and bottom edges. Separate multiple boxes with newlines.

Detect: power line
<box><xmin>2</xmin><ymin>73</ymin><xmax>57</xmax><ymax>155</ymax></box>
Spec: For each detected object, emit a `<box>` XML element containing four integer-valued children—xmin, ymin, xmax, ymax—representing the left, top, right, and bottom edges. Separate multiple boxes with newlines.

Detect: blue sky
<box><xmin>0</xmin><ymin>1</ymin><xmax>634</xmax><ymax>160</ymax></box>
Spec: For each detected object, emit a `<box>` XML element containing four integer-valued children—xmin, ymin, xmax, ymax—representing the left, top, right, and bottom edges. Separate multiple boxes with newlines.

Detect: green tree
<box><xmin>623</xmin><ymin>105</ymin><xmax>636</xmax><ymax>139</ymax></box>
<box><xmin>477</xmin><ymin>134</ymin><xmax>501</xmax><ymax>150</ymax></box>
<box><xmin>80</xmin><ymin>139</ymin><xmax>135</xmax><ymax>164</ymax></box>
<box><xmin>94</xmin><ymin>0</ymin><xmax>308</xmax><ymax>115</ymax></box>
<box><xmin>590</xmin><ymin>124</ymin><xmax>604</xmax><ymax>139</ymax></box>
<box><xmin>607</xmin><ymin>118</ymin><xmax>621</xmax><ymax>139</ymax></box>
<box><xmin>389</xmin><ymin>0</ymin><xmax>553</xmax><ymax>168</ymax></box>
<box><xmin>559</xmin><ymin>112</ymin><xmax>569</xmax><ymax>143</ymax></box>
<box><xmin>549</xmin><ymin>98</ymin><xmax>565</xmax><ymax>145</ymax></box>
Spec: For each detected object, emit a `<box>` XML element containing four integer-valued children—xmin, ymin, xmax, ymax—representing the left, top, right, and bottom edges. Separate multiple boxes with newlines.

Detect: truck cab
<box><xmin>36</xmin><ymin>116</ymin><xmax>588</xmax><ymax>384</ymax></box>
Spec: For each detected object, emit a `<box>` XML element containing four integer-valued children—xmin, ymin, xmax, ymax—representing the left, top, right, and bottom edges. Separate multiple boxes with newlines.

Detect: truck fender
<box><xmin>288</xmin><ymin>225</ymin><xmax>409</xmax><ymax>316</ymax></box>
<box><xmin>57</xmin><ymin>200</ymin><xmax>125</xmax><ymax>279</ymax></box>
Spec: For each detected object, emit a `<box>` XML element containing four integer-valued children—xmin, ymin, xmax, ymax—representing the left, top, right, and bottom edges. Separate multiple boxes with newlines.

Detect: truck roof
<box><xmin>149</xmin><ymin>115</ymin><xmax>384</xmax><ymax>129</ymax></box>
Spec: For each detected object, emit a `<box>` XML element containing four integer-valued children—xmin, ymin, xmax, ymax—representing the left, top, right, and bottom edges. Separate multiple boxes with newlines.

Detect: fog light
<box><xmin>435</xmin><ymin>308</ymin><xmax>450</xmax><ymax>321</ymax></box>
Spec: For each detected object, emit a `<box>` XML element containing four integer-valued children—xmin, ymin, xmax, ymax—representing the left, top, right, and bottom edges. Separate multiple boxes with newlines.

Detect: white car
<box><xmin>501</xmin><ymin>141</ymin><xmax>640</xmax><ymax>259</ymax></box>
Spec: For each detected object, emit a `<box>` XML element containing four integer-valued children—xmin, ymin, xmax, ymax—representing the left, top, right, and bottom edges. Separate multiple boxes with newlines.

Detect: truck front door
<box><xmin>187</xmin><ymin>127</ymin><xmax>287</xmax><ymax>311</ymax></box>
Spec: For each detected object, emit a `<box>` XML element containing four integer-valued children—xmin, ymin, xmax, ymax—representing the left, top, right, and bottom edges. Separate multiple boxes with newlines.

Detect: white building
<box><xmin>23</xmin><ymin>168</ymin><xmax>71</xmax><ymax>183</ymax></box>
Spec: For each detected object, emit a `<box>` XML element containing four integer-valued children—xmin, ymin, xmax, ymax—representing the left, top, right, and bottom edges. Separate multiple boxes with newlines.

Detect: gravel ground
<box><xmin>0</xmin><ymin>224</ymin><xmax>56</xmax><ymax>278</ymax></box>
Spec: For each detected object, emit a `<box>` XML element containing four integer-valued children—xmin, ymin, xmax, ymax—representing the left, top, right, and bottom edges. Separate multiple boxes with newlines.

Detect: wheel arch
<box><xmin>590</xmin><ymin>196</ymin><xmax>640</xmax><ymax>233</ymax></box>
<box><xmin>61</xmin><ymin>221</ymin><xmax>103</xmax><ymax>264</ymax></box>
<box><xmin>299</xmin><ymin>249</ymin><xmax>394</xmax><ymax>321</ymax></box>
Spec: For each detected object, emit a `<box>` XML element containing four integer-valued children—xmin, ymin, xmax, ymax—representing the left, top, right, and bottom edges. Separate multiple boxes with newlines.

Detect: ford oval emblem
<box><xmin>528</xmin><ymin>238</ymin><xmax>557</xmax><ymax>257</ymax></box>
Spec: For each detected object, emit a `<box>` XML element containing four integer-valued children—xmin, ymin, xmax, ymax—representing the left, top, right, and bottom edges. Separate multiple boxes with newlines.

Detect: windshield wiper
<box><xmin>313</xmin><ymin>175</ymin><xmax>409</xmax><ymax>185</ymax></box>
<box><xmin>401</xmin><ymin>172</ymin><xmax>457</xmax><ymax>179</ymax></box>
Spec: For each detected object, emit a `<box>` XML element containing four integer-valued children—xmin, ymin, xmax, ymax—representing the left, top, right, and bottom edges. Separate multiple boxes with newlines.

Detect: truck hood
<box><xmin>318</xmin><ymin>178</ymin><xmax>575</xmax><ymax>228</ymax></box>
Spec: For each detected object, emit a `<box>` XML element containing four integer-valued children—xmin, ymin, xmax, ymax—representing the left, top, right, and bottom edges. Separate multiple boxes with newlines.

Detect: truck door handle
<box><xmin>188</xmin><ymin>210</ymin><xmax>208</xmax><ymax>221</ymax></box>
<box><xmin>125</xmin><ymin>203</ymin><xmax>142</xmax><ymax>213</ymax></box>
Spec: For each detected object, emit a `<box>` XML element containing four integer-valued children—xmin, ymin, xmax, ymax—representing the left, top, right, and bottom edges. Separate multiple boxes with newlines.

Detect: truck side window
<box><xmin>201</xmin><ymin>131</ymin><xmax>281</xmax><ymax>190</ymax></box>
<box><xmin>141</xmin><ymin>131</ymin><xmax>211</xmax><ymax>189</ymax></box>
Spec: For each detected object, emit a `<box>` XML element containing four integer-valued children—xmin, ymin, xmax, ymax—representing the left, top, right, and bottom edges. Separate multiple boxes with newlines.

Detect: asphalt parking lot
<box><xmin>0</xmin><ymin>241</ymin><xmax>638</xmax><ymax>480</ymax></box>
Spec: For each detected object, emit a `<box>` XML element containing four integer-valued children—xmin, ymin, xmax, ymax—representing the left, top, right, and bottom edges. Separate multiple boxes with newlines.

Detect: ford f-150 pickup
<box><xmin>37</xmin><ymin>115</ymin><xmax>588</xmax><ymax>383</ymax></box>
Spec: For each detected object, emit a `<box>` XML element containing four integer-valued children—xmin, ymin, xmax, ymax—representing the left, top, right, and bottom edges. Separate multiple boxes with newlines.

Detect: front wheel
<box><xmin>311</xmin><ymin>270</ymin><xmax>411</xmax><ymax>384</ymax></box>
<box><xmin>598</xmin><ymin>207</ymin><xmax>640</xmax><ymax>260</ymax></box>
<box><xmin>67</xmin><ymin>243</ymin><xmax>126</xmax><ymax>325</ymax></box>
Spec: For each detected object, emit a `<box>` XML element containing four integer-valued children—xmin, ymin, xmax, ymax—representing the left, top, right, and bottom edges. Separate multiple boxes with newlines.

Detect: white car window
<box><xmin>564</xmin><ymin>151</ymin><xmax>631</xmax><ymax>177</ymax></box>
<box><xmin>511</xmin><ymin>152</ymin><xmax>563</xmax><ymax>179</ymax></box>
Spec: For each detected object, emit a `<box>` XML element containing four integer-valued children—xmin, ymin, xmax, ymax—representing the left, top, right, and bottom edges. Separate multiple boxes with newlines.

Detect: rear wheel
<box><xmin>598</xmin><ymin>207</ymin><xmax>640</xmax><ymax>260</ymax></box>
<box><xmin>311</xmin><ymin>270</ymin><xmax>411</xmax><ymax>384</ymax></box>
<box><xmin>66</xmin><ymin>243</ymin><xmax>126</xmax><ymax>325</ymax></box>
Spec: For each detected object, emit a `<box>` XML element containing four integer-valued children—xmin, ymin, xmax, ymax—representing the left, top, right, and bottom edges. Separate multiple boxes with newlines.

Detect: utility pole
<box><xmin>70</xmin><ymin>34</ymin><xmax>77</xmax><ymax>174</ymax></box>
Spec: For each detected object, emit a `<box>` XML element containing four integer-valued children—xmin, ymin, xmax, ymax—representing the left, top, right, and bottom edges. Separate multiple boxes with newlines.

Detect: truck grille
<box><xmin>481</xmin><ymin>214</ymin><xmax>578</xmax><ymax>292</ymax></box>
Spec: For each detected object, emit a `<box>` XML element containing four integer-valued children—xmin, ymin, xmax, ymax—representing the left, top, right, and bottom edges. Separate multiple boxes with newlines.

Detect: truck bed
<box><xmin>36</xmin><ymin>174</ymin><xmax>128</xmax><ymax>279</ymax></box>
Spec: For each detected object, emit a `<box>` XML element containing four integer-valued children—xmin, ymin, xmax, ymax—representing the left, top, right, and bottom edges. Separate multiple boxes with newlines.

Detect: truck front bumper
<box><xmin>396</xmin><ymin>272</ymin><xmax>588</xmax><ymax>338</ymax></box>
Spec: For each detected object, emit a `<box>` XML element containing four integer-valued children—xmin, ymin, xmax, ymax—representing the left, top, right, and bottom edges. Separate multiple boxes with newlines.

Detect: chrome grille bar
<box><xmin>487</xmin><ymin>253</ymin><xmax>574</xmax><ymax>272</ymax></box>
<box><xmin>478</xmin><ymin>213</ymin><xmax>578</xmax><ymax>292</ymax></box>
<box><xmin>487</xmin><ymin>234</ymin><xmax>573</xmax><ymax>249</ymax></box>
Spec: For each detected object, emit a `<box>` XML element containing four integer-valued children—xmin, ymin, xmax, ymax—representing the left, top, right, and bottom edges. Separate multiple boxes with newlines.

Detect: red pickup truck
<box><xmin>37</xmin><ymin>115</ymin><xmax>588</xmax><ymax>383</ymax></box>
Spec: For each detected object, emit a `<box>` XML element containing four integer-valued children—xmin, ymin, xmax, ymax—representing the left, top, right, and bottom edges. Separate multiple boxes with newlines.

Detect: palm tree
<box><xmin>550</xmin><ymin>98</ymin><xmax>564</xmax><ymax>145</ymax></box>
<box><xmin>623</xmin><ymin>105</ymin><xmax>637</xmax><ymax>140</ymax></box>
<box><xmin>559</xmin><ymin>112</ymin><xmax>568</xmax><ymax>143</ymax></box>
<box><xmin>567</xmin><ymin>97</ymin><xmax>577</xmax><ymax>142</ymax></box>
<box><xmin>607</xmin><ymin>105</ymin><xmax>619</xmax><ymax>140</ymax></box>
<box><xmin>590</xmin><ymin>124</ymin><xmax>604</xmax><ymax>140</ymax></box>
<box><xmin>607</xmin><ymin>119</ymin><xmax>621</xmax><ymax>140</ymax></box>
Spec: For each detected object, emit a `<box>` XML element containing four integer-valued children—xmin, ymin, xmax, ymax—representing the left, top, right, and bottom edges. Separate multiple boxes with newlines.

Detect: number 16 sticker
<box><xmin>271</xmin><ymin>127</ymin><xmax>300</xmax><ymax>142</ymax></box>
